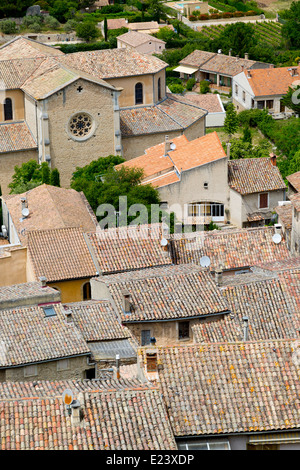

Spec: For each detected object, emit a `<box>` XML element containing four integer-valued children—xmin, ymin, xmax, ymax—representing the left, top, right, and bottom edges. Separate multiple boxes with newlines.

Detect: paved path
<box><xmin>181</xmin><ymin>16</ymin><xmax>277</xmax><ymax>29</ymax></box>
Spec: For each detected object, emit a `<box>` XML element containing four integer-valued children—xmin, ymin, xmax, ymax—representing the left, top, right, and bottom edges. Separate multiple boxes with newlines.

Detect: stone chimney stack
<box><xmin>70</xmin><ymin>393</ymin><xmax>84</xmax><ymax>427</ymax></box>
<box><xmin>164</xmin><ymin>135</ymin><xmax>172</xmax><ymax>156</ymax></box>
<box><xmin>39</xmin><ymin>276</ymin><xmax>47</xmax><ymax>287</ymax></box>
<box><xmin>243</xmin><ymin>316</ymin><xmax>249</xmax><ymax>341</ymax></box>
<box><xmin>244</xmin><ymin>52</ymin><xmax>249</xmax><ymax>60</ymax></box>
<box><xmin>215</xmin><ymin>266</ymin><xmax>223</xmax><ymax>286</ymax></box>
<box><xmin>122</xmin><ymin>289</ymin><xmax>131</xmax><ymax>315</ymax></box>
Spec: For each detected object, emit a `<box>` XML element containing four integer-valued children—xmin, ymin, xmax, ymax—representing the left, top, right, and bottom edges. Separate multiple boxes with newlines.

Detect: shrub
<box><xmin>0</xmin><ymin>20</ymin><xmax>17</xmax><ymax>34</ymax></box>
<box><xmin>186</xmin><ymin>78</ymin><xmax>196</xmax><ymax>91</ymax></box>
<box><xmin>29</xmin><ymin>22</ymin><xmax>42</xmax><ymax>33</ymax></box>
<box><xmin>222</xmin><ymin>12</ymin><xmax>233</xmax><ymax>18</ymax></box>
<box><xmin>233</xmin><ymin>11</ymin><xmax>244</xmax><ymax>17</ymax></box>
<box><xmin>199</xmin><ymin>14</ymin><xmax>209</xmax><ymax>20</ymax></box>
<box><xmin>200</xmin><ymin>80</ymin><xmax>210</xmax><ymax>94</ymax></box>
<box><xmin>189</xmin><ymin>15</ymin><xmax>197</xmax><ymax>21</ymax></box>
<box><xmin>169</xmin><ymin>83</ymin><xmax>185</xmax><ymax>94</ymax></box>
<box><xmin>44</xmin><ymin>15</ymin><xmax>60</xmax><ymax>30</ymax></box>
<box><xmin>245</xmin><ymin>10</ymin><xmax>256</xmax><ymax>16</ymax></box>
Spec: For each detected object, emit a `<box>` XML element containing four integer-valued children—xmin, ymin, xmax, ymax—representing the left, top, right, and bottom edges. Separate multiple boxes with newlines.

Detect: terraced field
<box><xmin>199</xmin><ymin>21</ymin><xmax>282</xmax><ymax>47</ymax></box>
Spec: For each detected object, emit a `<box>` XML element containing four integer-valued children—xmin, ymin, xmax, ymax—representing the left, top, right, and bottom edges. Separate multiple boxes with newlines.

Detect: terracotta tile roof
<box><xmin>179</xmin><ymin>92</ymin><xmax>224</xmax><ymax>113</ymax></box>
<box><xmin>181</xmin><ymin>50</ymin><xmax>258</xmax><ymax>76</ymax></box>
<box><xmin>0</xmin><ymin>122</ymin><xmax>37</xmax><ymax>153</ymax></box>
<box><xmin>287</xmin><ymin>171</ymin><xmax>300</xmax><ymax>193</ymax></box>
<box><xmin>4</xmin><ymin>184</ymin><xmax>98</xmax><ymax>243</ymax></box>
<box><xmin>180</xmin><ymin>50</ymin><xmax>216</xmax><ymax>67</ymax></box>
<box><xmin>228</xmin><ymin>158</ymin><xmax>286</xmax><ymax>195</ymax></box>
<box><xmin>0</xmin><ymin>57</ymin><xmax>45</xmax><ymax>89</ymax></box>
<box><xmin>127</xmin><ymin>21</ymin><xmax>159</xmax><ymax>31</ymax></box>
<box><xmin>99</xmin><ymin>264</ymin><xmax>229</xmax><ymax>322</ymax></box>
<box><xmin>244</xmin><ymin>66</ymin><xmax>300</xmax><ymax>97</ymax></box>
<box><xmin>291</xmin><ymin>193</ymin><xmax>300</xmax><ymax>212</ymax></box>
<box><xmin>119</xmin><ymin>132</ymin><xmax>226</xmax><ymax>186</ymax></box>
<box><xmin>253</xmin><ymin>257</ymin><xmax>300</xmax><ymax>273</ymax></box>
<box><xmin>120</xmin><ymin>94</ymin><xmax>206</xmax><ymax>136</ymax></box>
<box><xmin>170</xmin><ymin>227</ymin><xmax>292</xmax><ymax>270</ymax></box>
<box><xmin>86</xmin><ymin>224</ymin><xmax>172</xmax><ymax>275</ymax></box>
<box><xmin>117</xmin><ymin>31</ymin><xmax>165</xmax><ymax>47</ymax></box>
<box><xmin>104</xmin><ymin>18</ymin><xmax>128</xmax><ymax>30</ymax></box>
<box><xmin>62</xmin><ymin>300</ymin><xmax>131</xmax><ymax>341</ymax></box>
<box><xmin>0</xmin><ymin>382</ymin><xmax>176</xmax><ymax>450</ymax></box>
<box><xmin>0</xmin><ymin>37</ymin><xmax>64</xmax><ymax>60</ymax></box>
<box><xmin>27</xmin><ymin>227</ymin><xmax>97</xmax><ymax>283</ymax></box>
<box><xmin>192</xmin><ymin>274</ymin><xmax>299</xmax><ymax>343</ymax></box>
<box><xmin>275</xmin><ymin>204</ymin><xmax>293</xmax><ymax>229</ymax></box>
<box><xmin>0</xmin><ymin>304</ymin><xmax>90</xmax><ymax>367</ymax></box>
<box><xmin>0</xmin><ymin>282</ymin><xmax>60</xmax><ymax>309</ymax></box>
<box><xmin>59</xmin><ymin>48</ymin><xmax>167</xmax><ymax>79</ymax></box>
<box><xmin>140</xmin><ymin>339</ymin><xmax>300</xmax><ymax>436</ymax></box>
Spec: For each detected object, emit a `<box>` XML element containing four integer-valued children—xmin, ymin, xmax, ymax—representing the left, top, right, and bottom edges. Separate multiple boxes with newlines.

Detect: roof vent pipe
<box><xmin>243</xmin><ymin>316</ymin><xmax>249</xmax><ymax>341</ymax></box>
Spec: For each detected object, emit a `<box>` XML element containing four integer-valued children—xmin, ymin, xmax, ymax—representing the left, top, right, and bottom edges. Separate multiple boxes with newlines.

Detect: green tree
<box><xmin>44</xmin><ymin>15</ymin><xmax>61</xmax><ymax>30</ymax></box>
<box><xmin>281</xmin><ymin>1</ymin><xmax>300</xmax><ymax>49</ymax></box>
<box><xmin>280</xmin><ymin>85</ymin><xmax>300</xmax><ymax>114</ymax></box>
<box><xmin>50</xmin><ymin>168</ymin><xmax>61</xmax><ymax>187</ymax></box>
<box><xmin>41</xmin><ymin>162</ymin><xmax>50</xmax><ymax>184</ymax></box>
<box><xmin>168</xmin><ymin>83</ymin><xmax>184</xmax><ymax>93</ymax></box>
<box><xmin>224</xmin><ymin>103</ymin><xmax>239</xmax><ymax>140</ymax></box>
<box><xmin>215</xmin><ymin>22</ymin><xmax>257</xmax><ymax>57</ymax></box>
<box><xmin>76</xmin><ymin>21</ymin><xmax>98</xmax><ymax>42</ymax></box>
<box><xmin>103</xmin><ymin>16</ymin><xmax>108</xmax><ymax>41</ymax></box>
<box><xmin>242</xmin><ymin>126</ymin><xmax>252</xmax><ymax>145</ymax></box>
<box><xmin>148</xmin><ymin>0</ymin><xmax>166</xmax><ymax>23</ymax></box>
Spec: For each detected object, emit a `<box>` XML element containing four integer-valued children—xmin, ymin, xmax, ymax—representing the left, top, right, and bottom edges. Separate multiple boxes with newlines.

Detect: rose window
<box><xmin>69</xmin><ymin>113</ymin><xmax>93</xmax><ymax>139</ymax></box>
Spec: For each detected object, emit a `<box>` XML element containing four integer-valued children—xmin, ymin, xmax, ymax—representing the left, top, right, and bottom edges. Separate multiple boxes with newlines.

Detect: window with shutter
<box><xmin>141</xmin><ymin>329</ymin><xmax>151</xmax><ymax>346</ymax></box>
<box><xmin>259</xmin><ymin>193</ymin><xmax>268</xmax><ymax>209</ymax></box>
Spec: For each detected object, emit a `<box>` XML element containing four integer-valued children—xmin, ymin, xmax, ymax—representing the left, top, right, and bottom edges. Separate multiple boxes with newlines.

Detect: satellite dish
<box><xmin>170</xmin><ymin>143</ymin><xmax>176</xmax><ymax>151</ymax></box>
<box><xmin>160</xmin><ymin>238</ymin><xmax>168</xmax><ymax>247</ymax></box>
<box><xmin>62</xmin><ymin>389</ymin><xmax>74</xmax><ymax>406</ymax></box>
<box><xmin>21</xmin><ymin>207</ymin><xmax>29</xmax><ymax>218</ymax></box>
<box><xmin>200</xmin><ymin>256</ymin><xmax>211</xmax><ymax>267</ymax></box>
<box><xmin>272</xmin><ymin>233</ymin><xmax>282</xmax><ymax>244</ymax></box>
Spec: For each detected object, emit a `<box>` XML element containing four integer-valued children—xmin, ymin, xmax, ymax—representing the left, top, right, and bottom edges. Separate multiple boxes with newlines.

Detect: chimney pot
<box><xmin>122</xmin><ymin>289</ymin><xmax>131</xmax><ymax>314</ymax></box>
<box><xmin>70</xmin><ymin>398</ymin><xmax>83</xmax><ymax>427</ymax></box>
<box><xmin>244</xmin><ymin>52</ymin><xmax>249</xmax><ymax>60</ymax></box>
<box><xmin>243</xmin><ymin>316</ymin><xmax>249</xmax><ymax>341</ymax></box>
<box><xmin>215</xmin><ymin>266</ymin><xmax>223</xmax><ymax>286</ymax></box>
<box><xmin>39</xmin><ymin>276</ymin><xmax>47</xmax><ymax>287</ymax></box>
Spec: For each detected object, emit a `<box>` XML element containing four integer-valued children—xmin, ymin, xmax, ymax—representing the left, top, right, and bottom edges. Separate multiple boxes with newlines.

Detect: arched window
<box><xmin>135</xmin><ymin>82</ymin><xmax>143</xmax><ymax>105</ymax></box>
<box><xmin>4</xmin><ymin>98</ymin><xmax>13</xmax><ymax>121</ymax></box>
<box><xmin>158</xmin><ymin>77</ymin><xmax>162</xmax><ymax>101</ymax></box>
<box><xmin>83</xmin><ymin>282</ymin><xmax>91</xmax><ymax>301</ymax></box>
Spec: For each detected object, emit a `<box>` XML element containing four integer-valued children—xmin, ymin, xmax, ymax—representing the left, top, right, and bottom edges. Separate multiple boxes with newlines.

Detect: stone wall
<box><xmin>0</xmin><ymin>149</ymin><xmax>38</xmax><ymax>196</ymax></box>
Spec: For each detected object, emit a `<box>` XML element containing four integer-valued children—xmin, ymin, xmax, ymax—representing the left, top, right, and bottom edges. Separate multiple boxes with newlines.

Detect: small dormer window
<box><xmin>43</xmin><ymin>305</ymin><xmax>56</xmax><ymax>317</ymax></box>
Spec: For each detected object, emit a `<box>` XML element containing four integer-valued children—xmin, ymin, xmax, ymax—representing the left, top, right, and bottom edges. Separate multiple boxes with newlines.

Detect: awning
<box><xmin>249</xmin><ymin>432</ymin><xmax>300</xmax><ymax>445</ymax></box>
<box><xmin>173</xmin><ymin>65</ymin><xmax>199</xmax><ymax>75</ymax></box>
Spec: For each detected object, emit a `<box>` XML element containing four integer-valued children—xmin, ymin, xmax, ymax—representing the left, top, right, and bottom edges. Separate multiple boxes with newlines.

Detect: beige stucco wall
<box><xmin>1</xmin><ymin>355</ymin><xmax>93</xmax><ymax>382</ymax></box>
<box><xmin>291</xmin><ymin>207</ymin><xmax>300</xmax><ymax>255</ymax></box>
<box><xmin>158</xmin><ymin>156</ymin><xmax>229</xmax><ymax>223</ymax></box>
<box><xmin>0</xmin><ymin>247</ymin><xmax>27</xmax><ymax>286</ymax></box>
<box><xmin>122</xmin><ymin>116</ymin><xmax>205</xmax><ymax>160</ymax></box>
<box><xmin>229</xmin><ymin>188</ymin><xmax>243</xmax><ymax>227</ymax></box>
<box><xmin>0</xmin><ymin>148</ymin><xmax>38</xmax><ymax>196</ymax></box>
<box><xmin>117</xmin><ymin>39</ymin><xmax>165</xmax><ymax>56</ymax></box>
<box><xmin>48</xmin><ymin>279</ymin><xmax>92</xmax><ymax>303</ymax></box>
<box><xmin>45</xmin><ymin>79</ymin><xmax>119</xmax><ymax>188</ymax></box>
<box><xmin>0</xmin><ymin>89</ymin><xmax>25</xmax><ymax>122</ymax></box>
<box><xmin>24</xmin><ymin>93</ymin><xmax>38</xmax><ymax>139</ymax></box>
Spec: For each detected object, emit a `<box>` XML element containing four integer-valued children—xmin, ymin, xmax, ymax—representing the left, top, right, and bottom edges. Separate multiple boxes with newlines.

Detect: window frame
<box><xmin>24</xmin><ymin>364</ymin><xmax>38</xmax><ymax>377</ymax></box>
<box><xmin>4</xmin><ymin>97</ymin><xmax>13</xmax><ymax>121</ymax></box>
<box><xmin>258</xmin><ymin>192</ymin><xmax>269</xmax><ymax>209</ymax></box>
<box><xmin>178</xmin><ymin>440</ymin><xmax>231</xmax><ymax>450</ymax></box>
<box><xmin>57</xmin><ymin>358</ymin><xmax>70</xmax><ymax>371</ymax></box>
<box><xmin>178</xmin><ymin>321</ymin><xmax>190</xmax><ymax>340</ymax></box>
<box><xmin>135</xmin><ymin>82</ymin><xmax>144</xmax><ymax>105</ymax></box>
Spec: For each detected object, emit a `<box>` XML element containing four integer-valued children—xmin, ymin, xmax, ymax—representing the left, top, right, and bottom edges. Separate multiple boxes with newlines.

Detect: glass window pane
<box><xmin>208</xmin><ymin>442</ymin><xmax>230</xmax><ymax>450</ymax></box>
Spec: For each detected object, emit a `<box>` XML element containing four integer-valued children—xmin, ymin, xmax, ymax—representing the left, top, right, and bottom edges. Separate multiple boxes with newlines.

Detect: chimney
<box><xmin>244</xmin><ymin>52</ymin><xmax>249</xmax><ymax>60</ymax></box>
<box><xmin>146</xmin><ymin>350</ymin><xmax>158</xmax><ymax>373</ymax></box>
<box><xmin>150</xmin><ymin>337</ymin><xmax>156</xmax><ymax>346</ymax></box>
<box><xmin>64</xmin><ymin>308</ymin><xmax>73</xmax><ymax>323</ymax></box>
<box><xmin>247</xmin><ymin>69</ymin><xmax>251</xmax><ymax>78</ymax></box>
<box><xmin>226</xmin><ymin>142</ymin><xmax>231</xmax><ymax>159</ymax></box>
<box><xmin>228</xmin><ymin>49</ymin><xmax>232</xmax><ymax>56</ymax></box>
<box><xmin>39</xmin><ymin>276</ymin><xmax>47</xmax><ymax>287</ymax></box>
<box><xmin>70</xmin><ymin>394</ymin><xmax>84</xmax><ymax>427</ymax></box>
<box><xmin>269</xmin><ymin>153</ymin><xmax>277</xmax><ymax>166</ymax></box>
<box><xmin>164</xmin><ymin>135</ymin><xmax>172</xmax><ymax>156</ymax></box>
<box><xmin>215</xmin><ymin>266</ymin><xmax>223</xmax><ymax>286</ymax></box>
<box><xmin>274</xmin><ymin>223</ymin><xmax>282</xmax><ymax>236</ymax></box>
<box><xmin>243</xmin><ymin>316</ymin><xmax>249</xmax><ymax>341</ymax></box>
<box><xmin>236</xmin><ymin>55</ymin><xmax>239</xmax><ymax>61</ymax></box>
<box><xmin>20</xmin><ymin>197</ymin><xmax>27</xmax><ymax>210</ymax></box>
<box><xmin>122</xmin><ymin>289</ymin><xmax>131</xmax><ymax>315</ymax></box>
<box><xmin>115</xmin><ymin>354</ymin><xmax>120</xmax><ymax>380</ymax></box>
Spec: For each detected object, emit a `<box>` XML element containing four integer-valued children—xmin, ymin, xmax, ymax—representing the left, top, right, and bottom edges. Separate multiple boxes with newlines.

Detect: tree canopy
<box><xmin>214</xmin><ymin>22</ymin><xmax>257</xmax><ymax>57</ymax></box>
<box><xmin>281</xmin><ymin>1</ymin><xmax>300</xmax><ymax>49</ymax></box>
<box><xmin>8</xmin><ymin>160</ymin><xmax>61</xmax><ymax>194</ymax></box>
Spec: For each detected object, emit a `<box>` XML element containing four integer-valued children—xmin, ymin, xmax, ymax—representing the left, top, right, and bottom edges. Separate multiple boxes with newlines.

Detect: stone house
<box><xmin>275</xmin><ymin>202</ymin><xmax>293</xmax><ymax>250</ymax></box>
<box><xmin>175</xmin><ymin>50</ymin><xmax>269</xmax><ymax>88</ymax></box>
<box><xmin>0</xmin><ymin>37</ymin><xmax>206</xmax><ymax>191</ymax></box>
<box><xmin>228</xmin><ymin>156</ymin><xmax>286</xmax><ymax>228</ymax></box>
<box><xmin>117</xmin><ymin>131</ymin><xmax>229</xmax><ymax>227</ymax></box>
<box><xmin>0</xmin><ymin>303</ymin><xmax>94</xmax><ymax>382</ymax></box>
<box><xmin>91</xmin><ymin>264</ymin><xmax>230</xmax><ymax>347</ymax></box>
<box><xmin>287</xmin><ymin>171</ymin><xmax>300</xmax><ymax>198</ymax></box>
<box><xmin>117</xmin><ymin>31</ymin><xmax>166</xmax><ymax>55</ymax></box>
<box><xmin>232</xmin><ymin>65</ymin><xmax>300</xmax><ymax>116</ymax></box>
<box><xmin>138</xmin><ymin>339</ymin><xmax>300</xmax><ymax>449</ymax></box>
<box><xmin>26</xmin><ymin>226</ymin><xmax>98</xmax><ymax>302</ymax></box>
<box><xmin>290</xmin><ymin>193</ymin><xmax>300</xmax><ymax>255</ymax></box>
